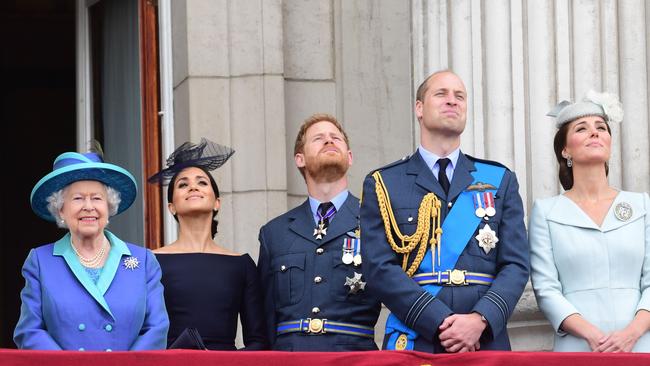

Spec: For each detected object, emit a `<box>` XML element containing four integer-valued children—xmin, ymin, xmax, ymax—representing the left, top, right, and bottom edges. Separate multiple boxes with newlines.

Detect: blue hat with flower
<box><xmin>30</xmin><ymin>152</ymin><xmax>138</xmax><ymax>222</ymax></box>
<box><xmin>547</xmin><ymin>90</ymin><xmax>624</xmax><ymax>128</ymax></box>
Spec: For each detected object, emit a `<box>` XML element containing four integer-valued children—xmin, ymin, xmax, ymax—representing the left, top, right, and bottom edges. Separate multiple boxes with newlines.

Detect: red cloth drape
<box><xmin>1</xmin><ymin>349</ymin><xmax>649</xmax><ymax>366</ymax></box>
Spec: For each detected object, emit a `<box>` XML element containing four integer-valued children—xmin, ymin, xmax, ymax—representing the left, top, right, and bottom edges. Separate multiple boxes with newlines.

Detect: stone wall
<box><xmin>170</xmin><ymin>0</ymin><xmax>650</xmax><ymax>351</ymax></box>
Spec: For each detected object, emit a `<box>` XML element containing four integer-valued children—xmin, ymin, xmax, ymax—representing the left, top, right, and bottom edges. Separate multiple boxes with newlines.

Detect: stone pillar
<box><xmin>168</xmin><ymin>0</ymin><xmax>650</xmax><ymax>352</ymax></box>
<box><xmin>414</xmin><ymin>0</ymin><xmax>650</xmax><ymax>351</ymax></box>
<box><xmin>283</xmin><ymin>0</ymin><xmax>336</xmax><ymax>207</ymax></box>
<box><xmin>171</xmin><ymin>0</ymin><xmax>287</xmax><ymax>259</ymax></box>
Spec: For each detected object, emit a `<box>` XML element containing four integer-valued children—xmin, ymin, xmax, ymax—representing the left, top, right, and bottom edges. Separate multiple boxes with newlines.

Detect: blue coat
<box><xmin>13</xmin><ymin>231</ymin><xmax>169</xmax><ymax>351</ymax></box>
<box><xmin>530</xmin><ymin>191</ymin><xmax>650</xmax><ymax>351</ymax></box>
<box><xmin>360</xmin><ymin>151</ymin><xmax>529</xmax><ymax>352</ymax></box>
<box><xmin>258</xmin><ymin>194</ymin><xmax>381</xmax><ymax>351</ymax></box>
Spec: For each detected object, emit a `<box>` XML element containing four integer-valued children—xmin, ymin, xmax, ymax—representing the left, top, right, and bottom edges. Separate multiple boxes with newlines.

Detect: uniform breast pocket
<box><xmin>395</xmin><ymin>208</ymin><xmax>419</xmax><ymax>236</ymax></box>
<box><xmin>272</xmin><ymin>253</ymin><xmax>306</xmax><ymax>308</ymax></box>
<box><xmin>467</xmin><ymin>222</ymin><xmax>499</xmax><ymax>260</ymax></box>
<box><xmin>331</xmin><ymin>256</ymin><xmax>369</xmax><ymax>304</ymax></box>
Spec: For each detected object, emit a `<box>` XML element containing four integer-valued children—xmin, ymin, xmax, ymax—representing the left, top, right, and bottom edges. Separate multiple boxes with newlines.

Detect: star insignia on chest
<box><xmin>345</xmin><ymin>272</ymin><xmax>366</xmax><ymax>294</ymax></box>
<box><xmin>475</xmin><ymin>224</ymin><xmax>499</xmax><ymax>254</ymax></box>
<box><xmin>313</xmin><ymin>223</ymin><xmax>327</xmax><ymax>240</ymax></box>
<box><xmin>123</xmin><ymin>256</ymin><xmax>139</xmax><ymax>270</ymax></box>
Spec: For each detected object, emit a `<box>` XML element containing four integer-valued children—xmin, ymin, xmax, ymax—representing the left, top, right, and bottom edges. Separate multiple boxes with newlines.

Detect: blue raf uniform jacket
<box><xmin>360</xmin><ymin>151</ymin><xmax>529</xmax><ymax>352</ymax></box>
<box><xmin>14</xmin><ymin>231</ymin><xmax>169</xmax><ymax>351</ymax></box>
<box><xmin>258</xmin><ymin>194</ymin><xmax>381</xmax><ymax>351</ymax></box>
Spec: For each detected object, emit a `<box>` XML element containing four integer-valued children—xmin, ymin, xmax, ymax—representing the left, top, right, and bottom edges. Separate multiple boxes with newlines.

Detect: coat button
<box><xmin>104</xmin><ymin>324</ymin><xmax>113</xmax><ymax>332</ymax></box>
<box><xmin>78</xmin><ymin>323</ymin><xmax>86</xmax><ymax>331</ymax></box>
<box><xmin>314</xmin><ymin>276</ymin><xmax>322</xmax><ymax>283</ymax></box>
<box><xmin>316</xmin><ymin>248</ymin><xmax>324</xmax><ymax>254</ymax></box>
<box><xmin>280</xmin><ymin>265</ymin><xmax>287</xmax><ymax>272</ymax></box>
<box><xmin>312</xmin><ymin>307</ymin><xmax>320</xmax><ymax>314</ymax></box>
<box><xmin>448</xmin><ymin>202</ymin><xmax>453</xmax><ymax>208</ymax></box>
<box><xmin>407</xmin><ymin>216</ymin><xmax>413</xmax><ymax>222</ymax></box>
<box><xmin>78</xmin><ymin>348</ymin><xmax>85</xmax><ymax>351</ymax></box>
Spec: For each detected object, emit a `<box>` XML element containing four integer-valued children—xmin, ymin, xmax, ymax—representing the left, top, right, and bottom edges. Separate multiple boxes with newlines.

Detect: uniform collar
<box><xmin>308</xmin><ymin>190</ymin><xmax>349</xmax><ymax>225</ymax></box>
<box><xmin>418</xmin><ymin>145</ymin><xmax>460</xmax><ymax>172</ymax></box>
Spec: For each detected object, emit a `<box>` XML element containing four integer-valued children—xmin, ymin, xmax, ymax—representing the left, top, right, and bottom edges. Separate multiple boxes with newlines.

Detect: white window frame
<box><xmin>76</xmin><ymin>0</ymin><xmax>178</xmax><ymax>244</ymax></box>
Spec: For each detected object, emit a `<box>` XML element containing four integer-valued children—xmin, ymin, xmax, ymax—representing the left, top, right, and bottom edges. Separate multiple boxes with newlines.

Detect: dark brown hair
<box><xmin>167</xmin><ymin>166</ymin><xmax>220</xmax><ymax>238</ymax></box>
<box><xmin>553</xmin><ymin>120</ymin><xmax>611</xmax><ymax>190</ymax></box>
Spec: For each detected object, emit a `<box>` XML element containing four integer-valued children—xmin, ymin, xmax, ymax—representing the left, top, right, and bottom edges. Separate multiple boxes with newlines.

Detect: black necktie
<box><xmin>437</xmin><ymin>158</ymin><xmax>451</xmax><ymax>195</ymax></box>
<box><xmin>317</xmin><ymin>202</ymin><xmax>336</xmax><ymax>229</ymax></box>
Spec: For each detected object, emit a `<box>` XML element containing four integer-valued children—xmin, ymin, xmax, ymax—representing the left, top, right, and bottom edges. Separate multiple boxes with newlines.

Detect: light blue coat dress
<box><xmin>529</xmin><ymin>191</ymin><xmax>650</xmax><ymax>352</ymax></box>
<box><xmin>13</xmin><ymin>231</ymin><xmax>169</xmax><ymax>351</ymax></box>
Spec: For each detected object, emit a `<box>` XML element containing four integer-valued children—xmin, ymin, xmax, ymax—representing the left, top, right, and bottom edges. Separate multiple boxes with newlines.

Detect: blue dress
<box><xmin>156</xmin><ymin>253</ymin><xmax>268</xmax><ymax>350</ymax></box>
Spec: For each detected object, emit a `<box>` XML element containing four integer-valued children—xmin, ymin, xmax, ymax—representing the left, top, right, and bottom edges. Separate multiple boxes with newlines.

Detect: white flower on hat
<box><xmin>584</xmin><ymin>89</ymin><xmax>624</xmax><ymax>123</ymax></box>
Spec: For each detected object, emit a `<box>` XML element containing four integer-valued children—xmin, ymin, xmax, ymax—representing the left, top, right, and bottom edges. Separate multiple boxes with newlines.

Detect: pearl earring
<box><xmin>566</xmin><ymin>157</ymin><xmax>573</xmax><ymax>168</ymax></box>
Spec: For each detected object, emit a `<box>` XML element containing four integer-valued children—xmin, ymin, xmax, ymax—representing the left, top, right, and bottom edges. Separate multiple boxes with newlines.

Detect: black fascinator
<box><xmin>148</xmin><ymin>138</ymin><xmax>235</xmax><ymax>185</ymax></box>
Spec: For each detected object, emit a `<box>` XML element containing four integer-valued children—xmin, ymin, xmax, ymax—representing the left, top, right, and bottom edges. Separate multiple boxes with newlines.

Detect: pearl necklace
<box><xmin>71</xmin><ymin>238</ymin><xmax>109</xmax><ymax>268</ymax></box>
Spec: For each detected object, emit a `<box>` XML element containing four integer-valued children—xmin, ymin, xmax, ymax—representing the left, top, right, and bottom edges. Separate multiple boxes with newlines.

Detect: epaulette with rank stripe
<box><xmin>370</xmin><ymin>154</ymin><xmax>412</xmax><ymax>174</ymax></box>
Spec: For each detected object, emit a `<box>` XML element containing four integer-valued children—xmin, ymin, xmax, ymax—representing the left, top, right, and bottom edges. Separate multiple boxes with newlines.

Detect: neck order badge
<box><xmin>314</xmin><ymin>202</ymin><xmax>336</xmax><ymax>240</ymax></box>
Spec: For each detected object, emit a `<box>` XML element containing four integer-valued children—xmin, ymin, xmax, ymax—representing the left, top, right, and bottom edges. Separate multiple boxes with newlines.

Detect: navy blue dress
<box><xmin>157</xmin><ymin>253</ymin><xmax>268</xmax><ymax>350</ymax></box>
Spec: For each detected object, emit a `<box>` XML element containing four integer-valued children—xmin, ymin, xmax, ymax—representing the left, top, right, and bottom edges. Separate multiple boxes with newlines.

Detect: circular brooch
<box><xmin>614</xmin><ymin>202</ymin><xmax>633</xmax><ymax>222</ymax></box>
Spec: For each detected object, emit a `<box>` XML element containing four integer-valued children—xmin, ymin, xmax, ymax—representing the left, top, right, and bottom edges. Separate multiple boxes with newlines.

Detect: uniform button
<box><xmin>312</xmin><ymin>307</ymin><xmax>320</xmax><ymax>314</ymax></box>
<box><xmin>106</xmin><ymin>349</ymin><xmax>112</xmax><ymax>352</ymax></box>
<box><xmin>407</xmin><ymin>216</ymin><xmax>413</xmax><ymax>222</ymax></box>
<box><xmin>280</xmin><ymin>265</ymin><xmax>287</xmax><ymax>272</ymax></box>
<box><xmin>314</xmin><ymin>276</ymin><xmax>322</xmax><ymax>283</ymax></box>
<box><xmin>316</xmin><ymin>248</ymin><xmax>324</xmax><ymax>255</ymax></box>
<box><xmin>78</xmin><ymin>348</ymin><xmax>85</xmax><ymax>351</ymax></box>
<box><xmin>104</xmin><ymin>324</ymin><xmax>113</xmax><ymax>332</ymax></box>
<box><xmin>78</xmin><ymin>323</ymin><xmax>86</xmax><ymax>331</ymax></box>
<box><xmin>448</xmin><ymin>202</ymin><xmax>453</xmax><ymax>208</ymax></box>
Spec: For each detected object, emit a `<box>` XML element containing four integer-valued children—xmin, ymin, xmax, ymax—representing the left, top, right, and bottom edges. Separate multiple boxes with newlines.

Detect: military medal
<box><xmin>353</xmin><ymin>254</ymin><xmax>362</xmax><ymax>266</ymax></box>
<box><xmin>484</xmin><ymin>192</ymin><xmax>496</xmax><ymax>217</ymax></box>
<box><xmin>614</xmin><ymin>202</ymin><xmax>633</xmax><ymax>222</ymax></box>
<box><xmin>314</xmin><ymin>204</ymin><xmax>336</xmax><ymax>240</ymax></box>
<box><xmin>353</xmin><ymin>238</ymin><xmax>362</xmax><ymax>266</ymax></box>
<box><xmin>313</xmin><ymin>223</ymin><xmax>327</xmax><ymax>240</ymax></box>
<box><xmin>473</xmin><ymin>193</ymin><xmax>486</xmax><ymax>218</ymax></box>
<box><xmin>342</xmin><ymin>238</ymin><xmax>354</xmax><ymax>264</ymax></box>
<box><xmin>475</xmin><ymin>224</ymin><xmax>499</xmax><ymax>254</ymax></box>
<box><xmin>344</xmin><ymin>272</ymin><xmax>366</xmax><ymax>294</ymax></box>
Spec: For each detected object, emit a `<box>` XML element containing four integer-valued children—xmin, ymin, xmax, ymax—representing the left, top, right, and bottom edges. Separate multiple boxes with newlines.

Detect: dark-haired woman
<box><xmin>529</xmin><ymin>91</ymin><xmax>650</xmax><ymax>352</ymax></box>
<box><xmin>149</xmin><ymin>139</ymin><xmax>267</xmax><ymax>350</ymax></box>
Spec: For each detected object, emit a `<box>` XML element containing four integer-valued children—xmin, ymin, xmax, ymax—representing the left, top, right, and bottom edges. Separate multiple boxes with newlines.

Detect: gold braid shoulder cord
<box><xmin>372</xmin><ymin>171</ymin><xmax>442</xmax><ymax>277</ymax></box>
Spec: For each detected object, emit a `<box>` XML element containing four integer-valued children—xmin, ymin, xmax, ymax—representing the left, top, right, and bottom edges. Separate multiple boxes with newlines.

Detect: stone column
<box><xmin>171</xmin><ymin>0</ymin><xmax>287</xmax><ymax>259</ymax></box>
<box><xmin>414</xmin><ymin>0</ymin><xmax>650</xmax><ymax>351</ymax></box>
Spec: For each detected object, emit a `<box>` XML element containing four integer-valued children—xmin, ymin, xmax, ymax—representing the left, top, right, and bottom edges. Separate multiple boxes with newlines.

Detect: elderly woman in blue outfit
<box><xmin>13</xmin><ymin>150</ymin><xmax>169</xmax><ymax>351</ymax></box>
<box><xmin>529</xmin><ymin>91</ymin><xmax>650</xmax><ymax>352</ymax></box>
